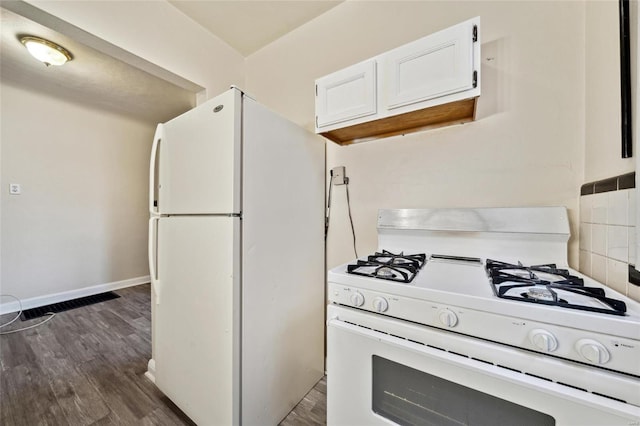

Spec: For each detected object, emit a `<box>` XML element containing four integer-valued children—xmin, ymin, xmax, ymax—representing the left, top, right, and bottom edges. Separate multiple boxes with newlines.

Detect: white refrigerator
<box><xmin>148</xmin><ymin>87</ymin><xmax>325</xmax><ymax>425</ymax></box>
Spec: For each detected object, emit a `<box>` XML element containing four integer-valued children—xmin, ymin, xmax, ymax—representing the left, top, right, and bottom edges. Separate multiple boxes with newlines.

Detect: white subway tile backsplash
<box><xmin>591</xmin><ymin>224</ymin><xmax>607</xmax><ymax>256</ymax></box>
<box><xmin>628</xmin><ymin>189</ymin><xmax>636</xmax><ymax>227</ymax></box>
<box><xmin>579</xmin><ymin>175</ymin><xmax>637</xmax><ymax>301</ymax></box>
<box><xmin>628</xmin><ymin>283</ymin><xmax>640</xmax><ymax>302</ymax></box>
<box><xmin>579</xmin><ymin>223</ymin><xmax>591</xmax><ymax>251</ymax></box>
<box><xmin>629</xmin><ymin>227</ymin><xmax>636</xmax><ymax>265</ymax></box>
<box><xmin>591</xmin><ymin>192</ymin><xmax>608</xmax><ymax>224</ymax></box>
<box><xmin>606</xmin><ymin>258</ymin><xmax>628</xmax><ymax>294</ymax></box>
<box><xmin>606</xmin><ymin>225</ymin><xmax>628</xmax><ymax>262</ymax></box>
<box><xmin>579</xmin><ymin>250</ymin><xmax>591</xmax><ymax>276</ymax></box>
<box><xmin>591</xmin><ymin>254</ymin><xmax>607</xmax><ymax>283</ymax></box>
<box><xmin>607</xmin><ymin>191</ymin><xmax>628</xmax><ymax>225</ymax></box>
<box><xmin>580</xmin><ymin>195</ymin><xmax>593</xmax><ymax>223</ymax></box>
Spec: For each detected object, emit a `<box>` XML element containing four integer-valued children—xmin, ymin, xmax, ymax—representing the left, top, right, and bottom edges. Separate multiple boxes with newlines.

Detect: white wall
<box><xmin>1</xmin><ymin>82</ymin><xmax>153</xmax><ymax>305</ymax></box>
<box><xmin>246</xmin><ymin>1</ymin><xmax>586</xmax><ymax>268</ymax></box>
<box><xmin>0</xmin><ymin>0</ymin><xmax>246</xmax><ymax>312</ymax></box>
<box><xmin>584</xmin><ymin>0</ymin><xmax>634</xmax><ymax>182</ymax></box>
<box><xmin>579</xmin><ymin>1</ymin><xmax>639</xmax><ymax>298</ymax></box>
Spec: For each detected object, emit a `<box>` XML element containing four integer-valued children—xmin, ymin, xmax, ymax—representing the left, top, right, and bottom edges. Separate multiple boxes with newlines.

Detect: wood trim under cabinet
<box><xmin>320</xmin><ymin>97</ymin><xmax>477</xmax><ymax>145</ymax></box>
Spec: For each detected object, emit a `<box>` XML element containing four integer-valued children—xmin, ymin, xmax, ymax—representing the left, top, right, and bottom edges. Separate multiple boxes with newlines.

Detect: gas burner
<box><xmin>347</xmin><ymin>250</ymin><xmax>426</xmax><ymax>283</ymax></box>
<box><xmin>525</xmin><ymin>287</ymin><xmax>558</xmax><ymax>302</ymax></box>
<box><xmin>368</xmin><ymin>250</ymin><xmax>426</xmax><ymax>269</ymax></box>
<box><xmin>377</xmin><ymin>267</ymin><xmax>399</xmax><ymax>278</ymax></box>
<box><xmin>486</xmin><ymin>259</ymin><xmax>627</xmax><ymax>316</ymax></box>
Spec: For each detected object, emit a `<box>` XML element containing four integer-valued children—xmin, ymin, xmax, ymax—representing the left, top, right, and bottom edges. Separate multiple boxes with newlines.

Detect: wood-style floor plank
<box><xmin>279</xmin><ymin>377</ymin><xmax>327</xmax><ymax>426</ymax></box>
<box><xmin>0</xmin><ymin>284</ymin><xmax>327</xmax><ymax>425</ymax></box>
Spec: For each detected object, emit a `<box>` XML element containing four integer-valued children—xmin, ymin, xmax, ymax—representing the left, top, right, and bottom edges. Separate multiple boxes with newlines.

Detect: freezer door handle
<box><xmin>149</xmin><ymin>124</ymin><xmax>164</xmax><ymax>215</ymax></box>
<box><xmin>149</xmin><ymin>216</ymin><xmax>161</xmax><ymax>304</ymax></box>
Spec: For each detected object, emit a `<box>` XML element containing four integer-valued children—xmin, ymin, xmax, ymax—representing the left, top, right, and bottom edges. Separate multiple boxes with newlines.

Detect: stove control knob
<box><xmin>438</xmin><ymin>309</ymin><xmax>458</xmax><ymax>328</ymax></box>
<box><xmin>373</xmin><ymin>297</ymin><xmax>389</xmax><ymax>313</ymax></box>
<box><xmin>529</xmin><ymin>329</ymin><xmax>558</xmax><ymax>352</ymax></box>
<box><xmin>350</xmin><ymin>291</ymin><xmax>364</xmax><ymax>307</ymax></box>
<box><xmin>576</xmin><ymin>339</ymin><xmax>610</xmax><ymax>365</ymax></box>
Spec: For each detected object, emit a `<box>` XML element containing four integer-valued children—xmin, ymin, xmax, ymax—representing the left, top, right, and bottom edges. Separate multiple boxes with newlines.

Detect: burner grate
<box><xmin>347</xmin><ymin>250</ymin><xmax>426</xmax><ymax>283</ymax></box>
<box><xmin>486</xmin><ymin>259</ymin><xmax>626</xmax><ymax>316</ymax></box>
<box><xmin>368</xmin><ymin>250</ymin><xmax>426</xmax><ymax>268</ymax></box>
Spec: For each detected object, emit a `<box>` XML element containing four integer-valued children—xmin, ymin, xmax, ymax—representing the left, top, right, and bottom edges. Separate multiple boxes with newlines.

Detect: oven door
<box><xmin>327</xmin><ymin>305</ymin><xmax>640</xmax><ymax>426</ymax></box>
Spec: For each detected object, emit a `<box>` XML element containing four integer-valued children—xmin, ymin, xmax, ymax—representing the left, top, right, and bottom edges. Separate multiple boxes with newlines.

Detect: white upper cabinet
<box><xmin>315</xmin><ymin>17</ymin><xmax>480</xmax><ymax>145</ymax></box>
<box><xmin>316</xmin><ymin>59</ymin><xmax>377</xmax><ymax>128</ymax></box>
<box><xmin>383</xmin><ymin>19</ymin><xmax>476</xmax><ymax>111</ymax></box>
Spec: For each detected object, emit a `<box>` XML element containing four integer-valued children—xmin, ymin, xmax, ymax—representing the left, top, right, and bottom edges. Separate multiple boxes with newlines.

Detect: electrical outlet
<box><xmin>332</xmin><ymin>166</ymin><xmax>347</xmax><ymax>185</ymax></box>
<box><xmin>9</xmin><ymin>183</ymin><xmax>21</xmax><ymax>195</ymax></box>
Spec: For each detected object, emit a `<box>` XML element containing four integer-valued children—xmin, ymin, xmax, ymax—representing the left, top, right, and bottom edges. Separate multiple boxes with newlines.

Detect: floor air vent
<box><xmin>20</xmin><ymin>292</ymin><xmax>120</xmax><ymax>320</ymax></box>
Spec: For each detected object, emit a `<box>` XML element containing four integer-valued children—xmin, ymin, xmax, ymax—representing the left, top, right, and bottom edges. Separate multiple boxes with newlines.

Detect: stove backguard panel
<box><xmin>377</xmin><ymin>207</ymin><xmax>570</xmax><ymax>266</ymax></box>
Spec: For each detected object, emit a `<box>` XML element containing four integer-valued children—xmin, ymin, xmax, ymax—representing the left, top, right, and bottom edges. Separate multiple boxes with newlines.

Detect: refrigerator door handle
<box><xmin>149</xmin><ymin>124</ymin><xmax>164</xmax><ymax>216</ymax></box>
<box><xmin>149</xmin><ymin>216</ymin><xmax>161</xmax><ymax>304</ymax></box>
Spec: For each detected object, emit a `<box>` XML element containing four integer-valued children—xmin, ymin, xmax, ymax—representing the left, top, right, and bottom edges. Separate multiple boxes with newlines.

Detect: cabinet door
<box><xmin>384</xmin><ymin>20</ymin><xmax>476</xmax><ymax>111</ymax></box>
<box><xmin>316</xmin><ymin>59</ymin><xmax>377</xmax><ymax>128</ymax></box>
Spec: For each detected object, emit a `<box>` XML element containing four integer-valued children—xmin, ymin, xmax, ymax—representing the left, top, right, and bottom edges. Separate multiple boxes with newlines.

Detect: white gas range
<box><xmin>327</xmin><ymin>207</ymin><xmax>640</xmax><ymax>426</ymax></box>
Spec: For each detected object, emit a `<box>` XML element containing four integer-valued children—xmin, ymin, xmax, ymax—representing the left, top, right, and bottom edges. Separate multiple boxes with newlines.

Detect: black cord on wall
<box><xmin>325</xmin><ymin>170</ymin><xmax>358</xmax><ymax>258</ymax></box>
<box><xmin>345</xmin><ymin>178</ymin><xmax>358</xmax><ymax>259</ymax></box>
<box><xmin>325</xmin><ymin>174</ymin><xmax>334</xmax><ymax>241</ymax></box>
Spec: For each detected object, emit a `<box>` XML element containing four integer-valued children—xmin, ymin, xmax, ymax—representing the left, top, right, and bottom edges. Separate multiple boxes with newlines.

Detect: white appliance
<box><xmin>148</xmin><ymin>87</ymin><xmax>325</xmax><ymax>425</ymax></box>
<box><xmin>327</xmin><ymin>207</ymin><xmax>640</xmax><ymax>425</ymax></box>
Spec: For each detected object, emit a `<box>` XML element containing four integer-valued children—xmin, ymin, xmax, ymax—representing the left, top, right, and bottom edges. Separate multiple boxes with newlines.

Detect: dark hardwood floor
<box><xmin>0</xmin><ymin>284</ymin><xmax>326</xmax><ymax>425</ymax></box>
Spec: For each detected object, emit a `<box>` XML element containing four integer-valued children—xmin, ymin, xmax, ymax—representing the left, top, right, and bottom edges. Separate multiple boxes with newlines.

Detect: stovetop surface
<box><xmin>335</xmin><ymin>209</ymin><xmax>640</xmax><ymax>378</ymax></box>
<box><xmin>410</xmin><ymin>255</ymin><xmax>493</xmax><ymax>297</ymax></box>
<box><xmin>330</xmin><ymin>251</ymin><xmax>640</xmax><ymax>338</ymax></box>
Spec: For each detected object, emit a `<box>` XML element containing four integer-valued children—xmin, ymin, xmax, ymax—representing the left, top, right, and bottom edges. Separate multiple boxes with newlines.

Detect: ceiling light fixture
<box><xmin>19</xmin><ymin>36</ymin><xmax>72</xmax><ymax>67</ymax></box>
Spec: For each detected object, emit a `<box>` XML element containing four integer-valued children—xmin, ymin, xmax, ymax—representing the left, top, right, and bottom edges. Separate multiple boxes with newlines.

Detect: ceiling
<box><xmin>0</xmin><ymin>7</ymin><xmax>196</xmax><ymax>123</ymax></box>
<box><xmin>0</xmin><ymin>1</ymin><xmax>342</xmax><ymax>124</ymax></box>
<box><xmin>169</xmin><ymin>1</ymin><xmax>342</xmax><ymax>56</ymax></box>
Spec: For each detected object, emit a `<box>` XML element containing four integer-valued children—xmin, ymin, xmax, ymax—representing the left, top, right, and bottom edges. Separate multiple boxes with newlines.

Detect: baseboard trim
<box><xmin>145</xmin><ymin>358</ymin><xmax>156</xmax><ymax>383</ymax></box>
<box><xmin>0</xmin><ymin>276</ymin><xmax>150</xmax><ymax>315</ymax></box>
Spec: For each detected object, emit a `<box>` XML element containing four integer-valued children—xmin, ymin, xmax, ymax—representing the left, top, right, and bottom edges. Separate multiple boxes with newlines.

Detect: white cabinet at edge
<box><xmin>315</xmin><ymin>16</ymin><xmax>481</xmax><ymax>144</ymax></box>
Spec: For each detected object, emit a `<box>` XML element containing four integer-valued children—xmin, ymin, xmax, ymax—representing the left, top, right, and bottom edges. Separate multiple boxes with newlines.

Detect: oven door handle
<box><xmin>329</xmin><ymin>316</ymin><xmax>524</xmax><ymax>369</ymax></box>
<box><xmin>328</xmin><ymin>317</ymin><xmax>550</xmax><ymax>374</ymax></box>
<box><xmin>328</xmin><ymin>316</ymin><xmax>448</xmax><ymax>356</ymax></box>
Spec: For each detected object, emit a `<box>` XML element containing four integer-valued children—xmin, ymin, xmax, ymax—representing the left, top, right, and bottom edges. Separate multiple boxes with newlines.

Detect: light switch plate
<box><xmin>9</xmin><ymin>183</ymin><xmax>21</xmax><ymax>195</ymax></box>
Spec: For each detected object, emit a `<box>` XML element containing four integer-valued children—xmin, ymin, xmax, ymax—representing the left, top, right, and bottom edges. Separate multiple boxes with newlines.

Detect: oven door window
<box><xmin>372</xmin><ymin>356</ymin><xmax>555</xmax><ymax>426</ymax></box>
